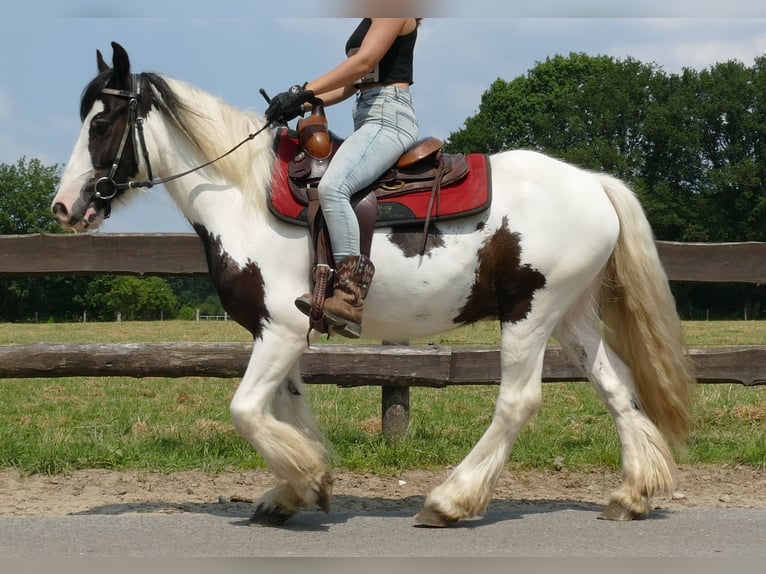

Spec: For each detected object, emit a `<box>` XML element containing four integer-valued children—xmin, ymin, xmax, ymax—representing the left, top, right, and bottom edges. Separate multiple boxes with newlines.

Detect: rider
<box><xmin>265</xmin><ymin>18</ymin><xmax>421</xmax><ymax>338</ymax></box>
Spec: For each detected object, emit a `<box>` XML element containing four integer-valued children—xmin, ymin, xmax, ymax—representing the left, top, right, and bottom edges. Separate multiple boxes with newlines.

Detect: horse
<box><xmin>52</xmin><ymin>42</ymin><xmax>694</xmax><ymax>527</ymax></box>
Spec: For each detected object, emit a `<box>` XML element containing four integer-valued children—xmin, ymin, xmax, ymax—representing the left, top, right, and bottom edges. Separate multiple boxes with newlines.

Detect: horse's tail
<box><xmin>598</xmin><ymin>174</ymin><xmax>694</xmax><ymax>450</ymax></box>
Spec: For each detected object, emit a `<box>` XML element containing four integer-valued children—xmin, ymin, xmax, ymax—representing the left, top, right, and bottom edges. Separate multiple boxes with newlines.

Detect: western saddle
<box><xmin>287</xmin><ymin>99</ymin><xmax>470</xmax><ymax>332</ymax></box>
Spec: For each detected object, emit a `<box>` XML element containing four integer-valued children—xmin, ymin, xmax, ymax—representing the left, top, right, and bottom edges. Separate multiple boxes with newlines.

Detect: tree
<box><xmin>165</xmin><ymin>276</ymin><xmax>222</xmax><ymax>317</ymax></box>
<box><xmin>80</xmin><ymin>276</ymin><xmax>178</xmax><ymax>321</ymax></box>
<box><xmin>637</xmin><ymin>68</ymin><xmax>707</xmax><ymax>240</ymax></box>
<box><xmin>694</xmin><ymin>59</ymin><xmax>766</xmax><ymax>242</ymax></box>
<box><xmin>0</xmin><ymin>158</ymin><xmax>89</xmax><ymax>321</ymax></box>
<box><xmin>0</xmin><ymin>158</ymin><xmax>62</xmax><ymax>234</ymax></box>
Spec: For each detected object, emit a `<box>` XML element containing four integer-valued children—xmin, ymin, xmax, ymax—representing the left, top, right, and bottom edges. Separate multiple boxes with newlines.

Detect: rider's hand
<box><xmin>264</xmin><ymin>84</ymin><xmax>315</xmax><ymax>124</ymax></box>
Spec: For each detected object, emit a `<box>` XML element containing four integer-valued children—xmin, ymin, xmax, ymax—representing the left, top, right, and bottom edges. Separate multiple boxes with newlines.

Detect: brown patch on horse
<box><xmin>193</xmin><ymin>224</ymin><xmax>271</xmax><ymax>339</ymax></box>
<box><xmin>387</xmin><ymin>224</ymin><xmax>445</xmax><ymax>258</ymax></box>
<box><xmin>454</xmin><ymin>217</ymin><xmax>547</xmax><ymax>325</ymax></box>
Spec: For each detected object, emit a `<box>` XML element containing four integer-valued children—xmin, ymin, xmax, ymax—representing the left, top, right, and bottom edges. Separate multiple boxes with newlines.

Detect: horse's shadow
<box><xmin>70</xmin><ymin>494</ymin><xmax>672</xmax><ymax>531</ymax></box>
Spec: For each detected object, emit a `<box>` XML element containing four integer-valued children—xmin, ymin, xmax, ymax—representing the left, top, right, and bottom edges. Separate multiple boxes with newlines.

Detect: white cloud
<box><xmin>612</xmin><ymin>33</ymin><xmax>766</xmax><ymax>72</ymax></box>
<box><xmin>673</xmin><ymin>36</ymin><xmax>766</xmax><ymax>70</ymax></box>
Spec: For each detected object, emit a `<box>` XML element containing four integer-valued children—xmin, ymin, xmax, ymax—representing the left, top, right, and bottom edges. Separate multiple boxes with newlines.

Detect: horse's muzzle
<box><xmin>51</xmin><ymin>191</ymin><xmax>105</xmax><ymax>230</ymax></box>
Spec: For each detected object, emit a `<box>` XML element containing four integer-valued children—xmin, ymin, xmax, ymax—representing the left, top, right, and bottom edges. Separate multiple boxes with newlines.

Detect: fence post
<box><xmin>381</xmin><ymin>340</ymin><xmax>410</xmax><ymax>438</ymax></box>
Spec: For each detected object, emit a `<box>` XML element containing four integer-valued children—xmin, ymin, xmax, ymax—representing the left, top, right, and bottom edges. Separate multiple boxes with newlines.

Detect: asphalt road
<box><xmin>0</xmin><ymin>505</ymin><xmax>764</xmax><ymax>558</ymax></box>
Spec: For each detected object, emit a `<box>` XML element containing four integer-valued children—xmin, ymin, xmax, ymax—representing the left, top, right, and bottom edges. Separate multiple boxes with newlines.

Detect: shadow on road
<box><xmin>70</xmin><ymin>493</ymin><xmax>672</xmax><ymax>529</ymax></box>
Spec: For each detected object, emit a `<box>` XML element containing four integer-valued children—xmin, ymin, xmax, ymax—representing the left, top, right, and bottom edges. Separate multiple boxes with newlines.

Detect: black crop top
<box><xmin>345</xmin><ymin>18</ymin><xmax>417</xmax><ymax>85</ymax></box>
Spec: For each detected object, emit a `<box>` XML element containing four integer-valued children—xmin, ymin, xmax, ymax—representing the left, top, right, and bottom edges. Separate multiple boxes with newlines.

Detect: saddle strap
<box><xmin>306</xmin><ymin>196</ymin><xmax>333</xmax><ymax>335</ymax></box>
<box><xmin>310</xmin><ymin>259</ymin><xmax>332</xmax><ymax>334</ymax></box>
<box><xmin>419</xmin><ymin>159</ymin><xmax>446</xmax><ymax>255</ymax></box>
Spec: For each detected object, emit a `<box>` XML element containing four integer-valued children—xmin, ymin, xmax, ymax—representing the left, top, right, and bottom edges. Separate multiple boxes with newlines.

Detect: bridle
<box><xmin>88</xmin><ymin>73</ymin><xmax>271</xmax><ymax>215</ymax></box>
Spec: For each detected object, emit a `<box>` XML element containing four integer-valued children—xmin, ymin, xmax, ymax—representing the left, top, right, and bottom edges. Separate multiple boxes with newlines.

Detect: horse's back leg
<box><xmin>229</xmin><ymin>336</ymin><xmax>331</xmax><ymax>526</ymax></box>
<box><xmin>414</xmin><ymin>319</ymin><xmax>549</xmax><ymax>527</ymax></box>
<box><xmin>553</xmin><ymin>312</ymin><xmax>677</xmax><ymax>520</ymax></box>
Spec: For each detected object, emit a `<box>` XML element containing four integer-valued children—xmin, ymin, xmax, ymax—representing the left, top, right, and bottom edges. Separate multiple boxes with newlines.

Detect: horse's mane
<box><xmin>81</xmin><ymin>71</ymin><xmax>274</xmax><ymax>212</ymax></box>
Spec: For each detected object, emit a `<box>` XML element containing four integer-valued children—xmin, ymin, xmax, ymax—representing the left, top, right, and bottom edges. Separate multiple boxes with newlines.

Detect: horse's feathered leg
<box><xmin>554</xmin><ymin>314</ymin><xmax>676</xmax><ymax>520</ymax></box>
<box><xmin>229</xmin><ymin>332</ymin><xmax>331</xmax><ymax>525</ymax></box>
<box><xmin>414</xmin><ymin>320</ymin><xmax>549</xmax><ymax>527</ymax></box>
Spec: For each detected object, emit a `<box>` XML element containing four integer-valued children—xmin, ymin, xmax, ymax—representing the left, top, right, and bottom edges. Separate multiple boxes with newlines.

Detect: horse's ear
<box><xmin>96</xmin><ymin>49</ymin><xmax>110</xmax><ymax>73</ymax></box>
<box><xmin>110</xmin><ymin>41</ymin><xmax>131</xmax><ymax>81</ymax></box>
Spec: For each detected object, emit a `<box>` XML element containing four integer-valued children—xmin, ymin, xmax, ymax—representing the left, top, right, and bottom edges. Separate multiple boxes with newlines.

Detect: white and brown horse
<box><xmin>52</xmin><ymin>42</ymin><xmax>693</xmax><ymax>527</ymax></box>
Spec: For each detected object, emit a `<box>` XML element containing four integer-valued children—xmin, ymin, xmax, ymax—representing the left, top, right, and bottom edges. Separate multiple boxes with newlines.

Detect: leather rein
<box><xmin>90</xmin><ymin>73</ymin><xmax>270</xmax><ymax>213</ymax></box>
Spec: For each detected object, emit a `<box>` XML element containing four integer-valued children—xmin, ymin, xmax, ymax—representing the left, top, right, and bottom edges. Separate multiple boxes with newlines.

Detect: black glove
<box><xmin>264</xmin><ymin>84</ymin><xmax>315</xmax><ymax>124</ymax></box>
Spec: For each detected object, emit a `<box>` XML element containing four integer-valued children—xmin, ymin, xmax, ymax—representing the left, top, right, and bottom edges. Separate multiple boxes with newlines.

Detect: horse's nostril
<box><xmin>52</xmin><ymin>202</ymin><xmax>71</xmax><ymax>223</ymax></box>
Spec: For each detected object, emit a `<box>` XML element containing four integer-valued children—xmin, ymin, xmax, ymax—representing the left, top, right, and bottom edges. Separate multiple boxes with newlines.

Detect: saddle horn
<box><xmin>297</xmin><ymin>97</ymin><xmax>332</xmax><ymax>160</ymax></box>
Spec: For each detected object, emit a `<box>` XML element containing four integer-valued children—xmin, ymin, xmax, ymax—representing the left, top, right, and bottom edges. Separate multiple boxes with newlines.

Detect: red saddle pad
<box><xmin>268</xmin><ymin>132</ymin><xmax>491</xmax><ymax>227</ymax></box>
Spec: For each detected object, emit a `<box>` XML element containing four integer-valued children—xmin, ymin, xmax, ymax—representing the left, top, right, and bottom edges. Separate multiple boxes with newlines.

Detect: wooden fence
<box><xmin>1</xmin><ymin>234</ymin><xmax>765</xmax><ymax>436</ymax></box>
<box><xmin>2</xmin><ymin>233</ymin><xmax>765</xmax><ymax>281</ymax></box>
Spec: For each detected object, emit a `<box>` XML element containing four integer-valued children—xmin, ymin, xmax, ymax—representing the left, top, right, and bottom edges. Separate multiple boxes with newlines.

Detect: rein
<box><xmin>93</xmin><ymin>74</ymin><xmax>271</xmax><ymax>201</ymax></box>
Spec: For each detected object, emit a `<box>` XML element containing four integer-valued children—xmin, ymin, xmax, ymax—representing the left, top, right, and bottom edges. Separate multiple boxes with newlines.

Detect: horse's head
<box><xmin>52</xmin><ymin>42</ymin><xmax>149</xmax><ymax>230</ymax></box>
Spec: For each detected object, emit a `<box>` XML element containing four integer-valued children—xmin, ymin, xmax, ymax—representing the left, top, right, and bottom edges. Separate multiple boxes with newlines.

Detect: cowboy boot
<box><xmin>321</xmin><ymin>255</ymin><xmax>375</xmax><ymax>338</ymax></box>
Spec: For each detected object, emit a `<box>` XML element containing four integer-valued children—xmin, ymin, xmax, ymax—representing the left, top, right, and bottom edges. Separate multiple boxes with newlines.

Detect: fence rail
<box><xmin>2</xmin><ymin>233</ymin><xmax>766</xmax><ymax>282</ymax></box>
<box><xmin>1</xmin><ymin>233</ymin><xmax>765</xmax><ymax>436</ymax></box>
<box><xmin>0</xmin><ymin>343</ymin><xmax>764</xmax><ymax>386</ymax></box>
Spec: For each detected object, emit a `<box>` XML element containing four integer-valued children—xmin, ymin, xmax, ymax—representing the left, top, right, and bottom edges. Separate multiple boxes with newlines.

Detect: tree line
<box><xmin>1</xmin><ymin>52</ymin><xmax>764</xmax><ymax>321</ymax></box>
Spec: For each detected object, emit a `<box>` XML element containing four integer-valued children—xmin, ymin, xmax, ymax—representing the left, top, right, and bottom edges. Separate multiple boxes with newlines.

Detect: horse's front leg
<box><xmin>229</xmin><ymin>330</ymin><xmax>331</xmax><ymax>526</ymax></box>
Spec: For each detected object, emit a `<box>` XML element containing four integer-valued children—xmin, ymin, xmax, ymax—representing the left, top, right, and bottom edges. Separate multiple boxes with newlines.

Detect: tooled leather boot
<box><xmin>320</xmin><ymin>255</ymin><xmax>375</xmax><ymax>338</ymax></box>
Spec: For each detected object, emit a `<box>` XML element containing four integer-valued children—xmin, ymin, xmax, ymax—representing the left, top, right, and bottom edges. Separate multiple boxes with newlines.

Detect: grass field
<box><xmin>0</xmin><ymin>320</ymin><xmax>764</xmax><ymax>475</ymax></box>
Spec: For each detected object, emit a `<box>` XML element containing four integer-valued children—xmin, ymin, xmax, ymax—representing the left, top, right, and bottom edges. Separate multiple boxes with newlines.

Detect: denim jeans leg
<box><xmin>318</xmin><ymin>86</ymin><xmax>418</xmax><ymax>262</ymax></box>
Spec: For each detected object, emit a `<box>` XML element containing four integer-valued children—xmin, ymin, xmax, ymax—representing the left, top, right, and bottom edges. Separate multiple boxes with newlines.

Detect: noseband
<box><xmin>87</xmin><ymin>73</ymin><xmax>271</xmax><ymax>216</ymax></box>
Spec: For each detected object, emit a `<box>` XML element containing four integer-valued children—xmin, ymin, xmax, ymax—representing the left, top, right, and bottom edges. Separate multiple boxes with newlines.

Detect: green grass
<box><xmin>0</xmin><ymin>320</ymin><xmax>764</xmax><ymax>475</ymax></box>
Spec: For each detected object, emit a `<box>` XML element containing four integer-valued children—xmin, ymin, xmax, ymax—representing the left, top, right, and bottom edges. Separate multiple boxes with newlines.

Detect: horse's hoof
<box><xmin>317</xmin><ymin>472</ymin><xmax>333</xmax><ymax>512</ymax></box>
<box><xmin>413</xmin><ymin>506</ymin><xmax>457</xmax><ymax>528</ymax></box>
<box><xmin>598</xmin><ymin>500</ymin><xmax>638</xmax><ymax>521</ymax></box>
<box><xmin>248</xmin><ymin>503</ymin><xmax>293</xmax><ymax>527</ymax></box>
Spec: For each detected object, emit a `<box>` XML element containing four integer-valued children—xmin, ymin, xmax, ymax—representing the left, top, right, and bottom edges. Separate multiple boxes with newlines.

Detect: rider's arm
<box><xmin>304</xmin><ymin>18</ymin><xmax>408</xmax><ymax>102</ymax></box>
<box><xmin>307</xmin><ymin>84</ymin><xmax>357</xmax><ymax>108</ymax></box>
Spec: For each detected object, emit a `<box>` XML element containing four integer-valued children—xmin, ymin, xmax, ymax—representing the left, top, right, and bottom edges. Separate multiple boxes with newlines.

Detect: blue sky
<box><xmin>2</xmin><ymin>2</ymin><xmax>766</xmax><ymax>232</ymax></box>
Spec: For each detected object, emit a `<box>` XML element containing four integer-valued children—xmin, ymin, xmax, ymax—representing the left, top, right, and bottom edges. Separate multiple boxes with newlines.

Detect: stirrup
<box><xmin>323</xmin><ymin>313</ymin><xmax>362</xmax><ymax>339</ymax></box>
<box><xmin>294</xmin><ymin>294</ymin><xmax>312</xmax><ymax>317</ymax></box>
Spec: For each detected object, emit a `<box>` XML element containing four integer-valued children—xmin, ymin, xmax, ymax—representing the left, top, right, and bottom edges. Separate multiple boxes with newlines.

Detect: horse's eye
<box><xmin>90</xmin><ymin>118</ymin><xmax>111</xmax><ymax>138</ymax></box>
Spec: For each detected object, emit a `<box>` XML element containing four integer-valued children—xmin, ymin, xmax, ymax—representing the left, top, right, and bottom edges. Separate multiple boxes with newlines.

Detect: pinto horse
<box><xmin>52</xmin><ymin>42</ymin><xmax>693</xmax><ymax>527</ymax></box>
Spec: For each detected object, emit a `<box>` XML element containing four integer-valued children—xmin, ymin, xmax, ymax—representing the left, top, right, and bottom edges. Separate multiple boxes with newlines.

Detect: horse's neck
<box><xmin>147</xmin><ymin>80</ymin><xmax>277</xmax><ymax>233</ymax></box>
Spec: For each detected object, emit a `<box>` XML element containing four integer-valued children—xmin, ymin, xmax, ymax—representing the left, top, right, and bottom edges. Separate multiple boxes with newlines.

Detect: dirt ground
<box><xmin>1</xmin><ymin>464</ymin><xmax>763</xmax><ymax>517</ymax></box>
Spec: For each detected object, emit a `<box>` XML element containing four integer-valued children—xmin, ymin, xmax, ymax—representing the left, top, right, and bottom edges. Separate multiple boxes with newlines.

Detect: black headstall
<box><xmin>83</xmin><ymin>73</ymin><xmax>272</xmax><ymax>218</ymax></box>
<box><xmin>84</xmin><ymin>73</ymin><xmax>154</xmax><ymax>218</ymax></box>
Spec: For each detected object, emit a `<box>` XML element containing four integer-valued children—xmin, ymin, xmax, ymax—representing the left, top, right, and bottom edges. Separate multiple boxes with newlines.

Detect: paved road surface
<box><xmin>0</xmin><ymin>505</ymin><xmax>763</xmax><ymax>558</ymax></box>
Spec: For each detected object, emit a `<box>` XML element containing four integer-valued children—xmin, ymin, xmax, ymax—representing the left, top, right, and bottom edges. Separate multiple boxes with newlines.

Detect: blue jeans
<box><xmin>318</xmin><ymin>85</ymin><xmax>418</xmax><ymax>262</ymax></box>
